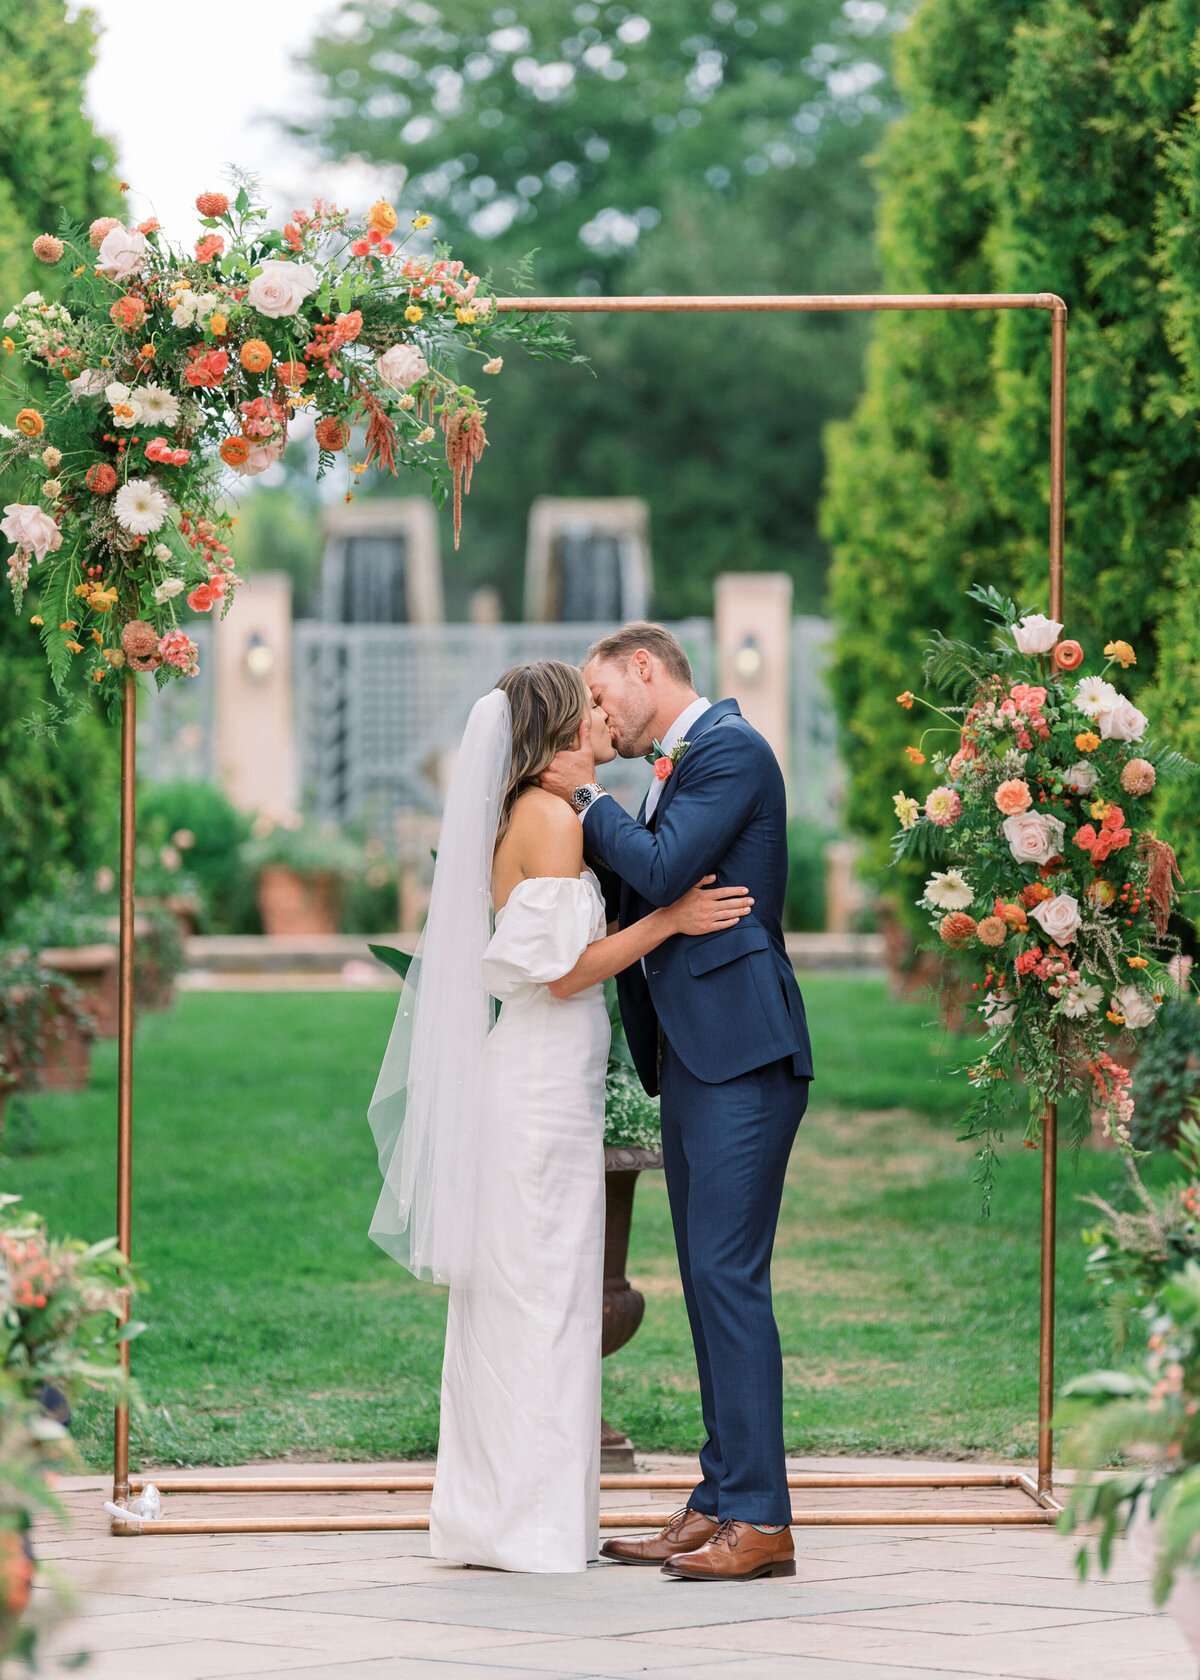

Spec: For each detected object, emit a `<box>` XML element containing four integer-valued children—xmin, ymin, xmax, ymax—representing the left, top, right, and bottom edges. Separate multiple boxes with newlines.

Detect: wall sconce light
<box><xmin>732</xmin><ymin>633</ymin><xmax>764</xmax><ymax>685</ymax></box>
<box><xmin>244</xmin><ymin>632</ymin><xmax>275</xmax><ymax>682</ymax></box>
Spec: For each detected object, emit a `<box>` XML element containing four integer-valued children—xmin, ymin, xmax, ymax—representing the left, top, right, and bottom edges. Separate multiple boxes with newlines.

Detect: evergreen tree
<box><xmin>823</xmin><ymin>0</ymin><xmax>1200</xmax><ymax>890</ymax></box>
<box><xmin>0</xmin><ymin>1</ymin><xmax>122</xmax><ymax>932</ymax></box>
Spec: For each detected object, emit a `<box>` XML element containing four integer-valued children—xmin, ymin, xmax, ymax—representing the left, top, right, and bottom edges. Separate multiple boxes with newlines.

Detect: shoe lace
<box><xmin>663</xmin><ymin>1507</ymin><xmax>694</xmax><ymax>1536</ymax></box>
<box><xmin>710</xmin><ymin>1518</ymin><xmax>741</xmax><ymax>1549</ymax></box>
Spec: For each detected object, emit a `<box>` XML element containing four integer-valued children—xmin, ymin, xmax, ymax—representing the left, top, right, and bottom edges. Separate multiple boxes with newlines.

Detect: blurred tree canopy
<box><xmin>294</xmin><ymin>0</ymin><xmax>908</xmax><ymax>617</ymax></box>
<box><xmin>822</xmin><ymin>0</ymin><xmax>1200</xmax><ymax>889</ymax></box>
<box><xmin>0</xmin><ymin>0</ymin><xmax>122</xmax><ymax>932</ymax></box>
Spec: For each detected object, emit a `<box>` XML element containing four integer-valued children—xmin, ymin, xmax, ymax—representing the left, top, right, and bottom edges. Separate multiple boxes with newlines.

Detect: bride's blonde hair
<box><xmin>494</xmin><ymin>660</ymin><xmax>590</xmax><ymax>846</ymax></box>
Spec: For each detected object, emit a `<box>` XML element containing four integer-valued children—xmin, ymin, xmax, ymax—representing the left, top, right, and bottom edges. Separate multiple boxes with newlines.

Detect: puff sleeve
<box><xmin>482</xmin><ymin>876</ymin><xmax>600</xmax><ymax>1002</ymax></box>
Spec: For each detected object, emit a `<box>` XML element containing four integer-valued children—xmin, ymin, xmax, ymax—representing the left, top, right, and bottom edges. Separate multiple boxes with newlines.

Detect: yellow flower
<box><xmin>92</xmin><ymin>669</ymin><xmax>105</xmax><ymax>683</ymax></box>
<box><xmin>892</xmin><ymin>792</ymin><xmax>919</xmax><ymax>830</ymax></box>
<box><xmin>72</xmin><ymin>266</ymin><xmax>85</xmax><ymax>277</ymax></box>
<box><xmin>87</xmin><ymin>587</ymin><xmax>119</xmax><ymax>614</ymax></box>
<box><xmin>29</xmin><ymin>615</ymin><xmax>43</xmax><ymax>626</ymax></box>
<box><xmin>1106</xmin><ymin>1008</ymin><xmax>1125</xmax><ymax>1025</ymax></box>
<box><xmin>412</xmin><ymin>214</ymin><xmax>432</xmax><ymax>230</ymax></box>
<box><xmin>404</xmin><ymin>304</ymin><xmax>424</xmax><ymax>323</ymax></box>
<box><xmin>64</xmin><ymin>640</ymin><xmax>83</xmax><ymax>654</ymax></box>
<box><xmin>455</xmin><ymin>307</ymin><xmax>477</xmax><ymax>324</ymax></box>
<box><xmin>1075</xmin><ymin>731</ymin><xmax>1101</xmax><ymax>752</ymax></box>
<box><xmin>1127</xmin><ymin>955</ymin><xmax>1149</xmax><ymax>969</ymax></box>
<box><xmin>1104</xmin><ymin>639</ymin><xmax>1136</xmax><ymax>668</ymax></box>
<box><xmin>1</xmin><ymin>337</ymin><xmax>13</xmax><ymax>355</ymax></box>
<box><xmin>1089</xmin><ymin>799</ymin><xmax>1110</xmax><ymax>821</ymax></box>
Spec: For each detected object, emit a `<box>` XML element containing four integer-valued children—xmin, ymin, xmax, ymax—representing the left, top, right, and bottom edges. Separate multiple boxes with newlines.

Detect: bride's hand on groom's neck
<box><xmin>541</xmin><ymin>742</ymin><xmax>595</xmax><ymax>805</ymax></box>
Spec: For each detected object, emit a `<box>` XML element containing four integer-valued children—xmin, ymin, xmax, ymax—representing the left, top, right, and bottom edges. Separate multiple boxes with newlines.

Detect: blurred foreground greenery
<box><xmin>2</xmin><ymin>976</ymin><xmax>1139</xmax><ymax>1469</ymax></box>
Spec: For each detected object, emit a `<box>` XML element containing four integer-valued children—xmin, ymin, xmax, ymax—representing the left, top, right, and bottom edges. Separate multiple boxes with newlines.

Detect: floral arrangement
<box><xmin>603</xmin><ymin>980</ymin><xmax>661</xmax><ymax>1153</ymax></box>
<box><xmin>891</xmin><ymin>587</ymin><xmax>1193</xmax><ymax>1192</ymax></box>
<box><xmin>0</xmin><ymin>181</ymin><xmax>576</xmax><ymax>712</ymax></box>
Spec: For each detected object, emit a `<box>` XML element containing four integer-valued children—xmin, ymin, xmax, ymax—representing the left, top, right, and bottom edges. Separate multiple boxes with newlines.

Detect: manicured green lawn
<box><xmin>6</xmin><ymin>979</ymin><xmax>1136</xmax><ymax>1469</ymax></box>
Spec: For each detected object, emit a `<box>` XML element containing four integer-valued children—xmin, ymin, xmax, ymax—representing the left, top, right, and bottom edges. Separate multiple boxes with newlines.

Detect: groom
<box><xmin>542</xmin><ymin>622</ymin><xmax>812</xmax><ymax>1581</ymax></box>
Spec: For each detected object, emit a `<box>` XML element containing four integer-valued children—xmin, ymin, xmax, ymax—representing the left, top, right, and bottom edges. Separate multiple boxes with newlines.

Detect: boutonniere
<box><xmin>645</xmin><ymin>738</ymin><xmax>690</xmax><ymax>782</ymax></box>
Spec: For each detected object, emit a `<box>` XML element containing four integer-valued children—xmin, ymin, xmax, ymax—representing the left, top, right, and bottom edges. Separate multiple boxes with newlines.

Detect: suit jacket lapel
<box><xmin>650</xmin><ymin>698</ymin><xmax>740</xmax><ymax>829</ymax></box>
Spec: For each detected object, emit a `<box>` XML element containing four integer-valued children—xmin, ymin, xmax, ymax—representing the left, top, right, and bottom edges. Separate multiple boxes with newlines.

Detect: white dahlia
<box><xmin>138</xmin><ymin>384</ymin><xmax>180</xmax><ymax>426</ymax></box>
<box><xmin>113</xmin><ymin>478</ymin><xmax>169</xmax><ymax>535</ymax></box>
<box><xmin>922</xmin><ymin>869</ymin><xmax>974</xmax><ymax>911</ymax></box>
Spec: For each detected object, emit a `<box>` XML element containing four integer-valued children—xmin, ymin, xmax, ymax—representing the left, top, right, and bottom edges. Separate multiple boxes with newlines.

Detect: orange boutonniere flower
<box><xmin>645</xmin><ymin>738</ymin><xmax>690</xmax><ymax>780</ymax></box>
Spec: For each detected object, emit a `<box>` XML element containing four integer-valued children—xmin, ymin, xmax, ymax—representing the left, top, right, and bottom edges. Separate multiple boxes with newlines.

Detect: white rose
<box><xmin>248</xmin><ymin>259</ymin><xmax>319</xmax><ymax>319</ymax></box>
<box><xmin>1063</xmin><ymin>760</ymin><xmax>1098</xmax><ymax>795</ymax></box>
<box><xmin>69</xmin><ymin>367</ymin><xmax>107</xmax><ymax>399</ymax></box>
<box><xmin>1</xmin><ymin>501</ymin><xmax>62</xmax><ymax>563</ymax></box>
<box><xmin>376</xmin><ymin>343</ymin><xmax>430</xmax><ymax>390</ymax></box>
<box><xmin>1029</xmin><ymin>892</ymin><xmax>1082</xmax><ymax>946</ymax></box>
<box><xmin>96</xmin><ymin>226</ymin><xmax>147</xmax><ymax>281</ymax></box>
<box><xmin>1113</xmin><ymin>984</ymin><xmax>1158</xmax><ymax>1030</ymax></box>
<box><xmin>1012</xmin><ymin>613</ymin><xmax>1064</xmax><ymax>655</ymax></box>
<box><xmin>2</xmin><ymin>312</ymin><xmax>17</xmax><ymax>329</ymax></box>
<box><xmin>1097</xmin><ymin>695</ymin><xmax>1148</xmax><ymax>743</ymax></box>
<box><xmin>153</xmin><ymin>578</ymin><xmax>185</xmax><ymax>604</ymax></box>
<box><xmin>1001</xmin><ymin>811</ymin><xmax>1066</xmax><ymax>865</ymax></box>
<box><xmin>20</xmin><ymin>292</ymin><xmax>42</xmax><ymax>306</ymax></box>
<box><xmin>105</xmin><ymin>380</ymin><xmax>143</xmax><ymax>428</ymax></box>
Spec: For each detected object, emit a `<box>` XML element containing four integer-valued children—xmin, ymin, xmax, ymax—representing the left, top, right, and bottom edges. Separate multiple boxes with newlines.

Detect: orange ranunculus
<box><xmin>220</xmin><ymin>436</ymin><xmax>252</xmax><ymax>466</ymax></box>
<box><xmin>240</xmin><ymin>339</ymin><xmax>273</xmax><ymax>373</ymax></box>
<box><xmin>1052</xmin><ymin>639</ymin><xmax>1084</xmax><ymax>671</ymax></box>
<box><xmin>209</xmin><ymin>311</ymin><xmax>228</xmax><ymax>336</ymax></box>
<box><xmin>366</xmin><ymin>199</ymin><xmax>398</xmax><ymax>234</ymax></box>
<box><xmin>15</xmin><ymin>408</ymin><xmax>44</xmax><ymax>438</ymax></box>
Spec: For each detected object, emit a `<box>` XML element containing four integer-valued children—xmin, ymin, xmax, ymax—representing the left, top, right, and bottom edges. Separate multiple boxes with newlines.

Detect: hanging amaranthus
<box><xmin>441</xmin><ymin>402</ymin><xmax>488</xmax><ymax>548</ymax></box>
<box><xmin>1139</xmin><ymin>833</ymin><xmax>1183</xmax><ymax>937</ymax></box>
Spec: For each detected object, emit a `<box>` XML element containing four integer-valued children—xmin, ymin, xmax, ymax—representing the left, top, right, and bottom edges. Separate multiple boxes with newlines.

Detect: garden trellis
<box><xmin>111</xmin><ymin>287</ymin><xmax>1068</xmax><ymax>1536</ymax></box>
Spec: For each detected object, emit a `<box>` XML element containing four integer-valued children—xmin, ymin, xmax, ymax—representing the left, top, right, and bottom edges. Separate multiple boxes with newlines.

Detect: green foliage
<box><xmin>783</xmin><ymin>817</ymin><xmax>831</xmax><ymax>932</ymax></box>
<box><xmin>1131</xmin><ymin>1001</ymin><xmax>1200</xmax><ymax>1152</ymax></box>
<box><xmin>295</xmin><ymin>0</ymin><xmax>906</xmax><ymax>615</ymax></box>
<box><xmin>0</xmin><ymin>2</ymin><xmax>122</xmax><ymax>939</ymax></box>
<box><xmin>136</xmin><ymin>780</ymin><xmax>253</xmax><ymax>933</ymax></box>
<box><xmin>823</xmin><ymin>0</ymin><xmax>1200</xmax><ymax>904</ymax></box>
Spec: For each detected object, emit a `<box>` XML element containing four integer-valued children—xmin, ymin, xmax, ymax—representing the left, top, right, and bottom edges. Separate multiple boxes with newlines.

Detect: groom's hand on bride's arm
<box><xmin>540</xmin><ymin>742</ymin><xmax>596</xmax><ymax>805</ymax></box>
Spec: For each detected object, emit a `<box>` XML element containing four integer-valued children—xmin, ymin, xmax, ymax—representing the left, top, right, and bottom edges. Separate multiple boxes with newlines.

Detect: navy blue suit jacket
<box><xmin>583</xmin><ymin>699</ymin><xmax>813</xmax><ymax>1096</ymax></box>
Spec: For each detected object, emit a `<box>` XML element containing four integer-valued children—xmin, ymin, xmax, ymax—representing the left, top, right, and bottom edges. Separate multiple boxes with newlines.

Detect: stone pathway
<box><xmin>33</xmin><ymin>1456</ymin><xmax>1196</xmax><ymax>1680</ymax></box>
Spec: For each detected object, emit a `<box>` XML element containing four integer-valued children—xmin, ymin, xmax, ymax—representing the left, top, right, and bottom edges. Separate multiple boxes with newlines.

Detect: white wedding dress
<box><xmin>429</xmin><ymin>870</ymin><xmax>611</xmax><ymax>1573</ymax></box>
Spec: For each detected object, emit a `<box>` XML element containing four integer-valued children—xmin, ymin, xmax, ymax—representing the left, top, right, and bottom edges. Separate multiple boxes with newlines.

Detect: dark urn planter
<box><xmin>601</xmin><ymin>1144</ymin><xmax>663</xmax><ymax>1469</ymax></box>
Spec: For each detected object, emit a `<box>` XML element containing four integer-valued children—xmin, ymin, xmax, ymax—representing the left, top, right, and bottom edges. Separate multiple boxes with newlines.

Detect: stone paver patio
<box><xmin>33</xmin><ymin>1456</ymin><xmax>1197</xmax><ymax>1680</ymax></box>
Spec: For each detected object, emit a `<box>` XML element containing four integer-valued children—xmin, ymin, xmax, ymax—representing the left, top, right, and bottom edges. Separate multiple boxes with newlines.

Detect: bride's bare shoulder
<box><xmin>508</xmin><ymin>789</ymin><xmax>584</xmax><ymax>861</ymax></box>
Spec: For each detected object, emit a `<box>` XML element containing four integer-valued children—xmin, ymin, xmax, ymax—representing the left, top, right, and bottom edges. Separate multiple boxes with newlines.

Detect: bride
<box><xmin>367</xmin><ymin>660</ymin><xmax>753</xmax><ymax>1573</ymax></box>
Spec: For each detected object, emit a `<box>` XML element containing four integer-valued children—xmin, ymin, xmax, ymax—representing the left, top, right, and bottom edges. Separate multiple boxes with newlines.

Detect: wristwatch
<box><xmin>571</xmin><ymin>781</ymin><xmax>608</xmax><ymax>814</ymax></box>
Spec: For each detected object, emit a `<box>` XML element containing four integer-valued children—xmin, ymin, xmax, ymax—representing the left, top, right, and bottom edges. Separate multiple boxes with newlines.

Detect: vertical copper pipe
<box><xmin>113</xmin><ymin>669</ymin><xmax>136</xmax><ymax>1504</ymax></box>
<box><xmin>1038</xmin><ymin>301</ymin><xmax>1067</xmax><ymax>1493</ymax></box>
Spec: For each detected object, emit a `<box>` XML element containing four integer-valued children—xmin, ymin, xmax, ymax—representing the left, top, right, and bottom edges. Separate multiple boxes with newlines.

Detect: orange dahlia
<box><xmin>85</xmin><ymin>463</ymin><xmax>118</xmax><ymax>494</ymax></box>
<box><xmin>195</xmin><ymin>191</ymin><xmax>230</xmax><ymax>218</ymax></box>
<box><xmin>314</xmin><ymin>416</ymin><xmax>351</xmax><ymax>451</ymax></box>
<box><xmin>939</xmin><ymin>912</ymin><xmax>977</xmax><ymax>948</ymax></box>
<box><xmin>32</xmin><ymin>234</ymin><xmax>63</xmax><ymax>263</ymax></box>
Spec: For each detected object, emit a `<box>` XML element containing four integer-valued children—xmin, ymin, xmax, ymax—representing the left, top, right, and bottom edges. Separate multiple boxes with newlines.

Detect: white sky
<box><xmin>79</xmin><ymin>0</ymin><xmax>398</xmax><ymax>242</ymax></box>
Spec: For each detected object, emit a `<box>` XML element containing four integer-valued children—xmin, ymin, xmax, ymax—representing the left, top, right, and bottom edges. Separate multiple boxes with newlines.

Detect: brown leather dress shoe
<box><xmin>662</xmin><ymin>1518</ymin><xmax>796</xmax><ymax>1580</ymax></box>
<box><xmin>599</xmin><ymin>1507</ymin><xmax>717</xmax><ymax>1565</ymax></box>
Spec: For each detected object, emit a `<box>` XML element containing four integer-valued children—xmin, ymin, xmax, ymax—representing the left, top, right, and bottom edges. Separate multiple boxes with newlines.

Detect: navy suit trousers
<box><xmin>658</xmin><ymin>1040</ymin><xmax>808</xmax><ymax>1526</ymax></box>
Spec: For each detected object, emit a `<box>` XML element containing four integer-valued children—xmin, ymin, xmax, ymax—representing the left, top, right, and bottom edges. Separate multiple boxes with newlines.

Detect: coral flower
<box><xmin>158</xmin><ymin>629</ymin><xmax>199</xmax><ymax>674</ymax></box>
<box><xmin>240</xmin><ymin>339</ymin><xmax>273</xmax><ymax>373</ymax></box>
<box><xmin>88</xmin><ymin>215</ymin><xmax>121</xmax><ymax>249</ymax></box>
<box><xmin>904</xmin><ymin>747</ymin><xmax>925</xmax><ymax>764</ymax></box>
<box><xmin>939</xmin><ymin>911</ymin><xmax>977</xmax><ymax>948</ymax></box>
<box><xmin>109</xmin><ymin>295</ymin><xmax>146</xmax><ymax>331</ymax></box>
<box><xmin>977</xmin><ymin>916</ymin><xmax>1008</xmax><ymax>948</ymax></box>
<box><xmin>896</xmin><ymin>691</ymin><xmax>915</xmax><ymax>709</ymax></box>
<box><xmin>276</xmin><ymin>361</ymin><xmax>308</xmax><ymax>388</ymax></box>
<box><xmin>195</xmin><ymin>233</ymin><xmax>225</xmax><ymax>264</ymax></box>
<box><xmin>219</xmin><ymin>437</ymin><xmax>251</xmax><ymax>467</ymax></box>
<box><xmin>15</xmin><ymin>408</ymin><xmax>44</xmax><ymax>438</ymax></box>
<box><xmin>367</xmin><ymin>199</ymin><xmax>398</xmax><ymax>234</ymax></box>
<box><xmin>195</xmin><ymin>191</ymin><xmax>230</xmax><ymax>217</ymax></box>
<box><xmin>32</xmin><ymin>234</ymin><xmax>63</xmax><ymax>263</ymax></box>
<box><xmin>1052</xmin><ymin>639</ymin><xmax>1084</xmax><ymax>671</ymax></box>
<box><xmin>1020</xmin><ymin>881</ymin><xmax>1055</xmax><ymax>908</ymax></box>
<box><xmin>315</xmin><ymin>416</ymin><xmax>351</xmax><ymax>451</ymax></box>
<box><xmin>1075</xmin><ymin>731</ymin><xmax>1101</xmax><ymax>752</ymax></box>
<box><xmin>1104</xmin><ymin>639</ymin><xmax>1137</xmax><ymax>668</ymax></box>
<box><xmin>85</xmin><ymin>463</ymin><xmax>118</xmax><ymax>494</ymax></box>
<box><xmin>187</xmin><ymin>583</ymin><xmax>215</xmax><ymax>612</ymax></box>
<box><xmin>994</xmin><ymin>778</ymin><xmax>1032</xmax><ymax>816</ymax></box>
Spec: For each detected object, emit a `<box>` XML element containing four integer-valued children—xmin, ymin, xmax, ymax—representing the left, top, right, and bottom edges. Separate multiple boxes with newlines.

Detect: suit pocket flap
<box><xmin>686</xmin><ymin>923</ymin><xmax>770</xmax><ymax>977</ymax></box>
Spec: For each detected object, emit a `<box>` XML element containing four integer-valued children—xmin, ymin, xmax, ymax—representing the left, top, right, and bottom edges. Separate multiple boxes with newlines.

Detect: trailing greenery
<box><xmin>295</xmin><ymin>0</ymin><xmax>906</xmax><ymax>615</ymax></box>
<box><xmin>0</xmin><ymin>2</ymin><xmax>122</xmax><ymax>938</ymax></box>
<box><xmin>1131</xmin><ymin>999</ymin><xmax>1200</xmax><ymax>1153</ymax></box>
<box><xmin>823</xmin><ymin>0</ymin><xmax>1200</xmax><ymax>910</ymax></box>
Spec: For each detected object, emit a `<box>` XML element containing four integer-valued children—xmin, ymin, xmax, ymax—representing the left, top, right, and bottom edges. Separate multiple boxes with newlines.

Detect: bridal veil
<box><xmin>367</xmin><ymin>687</ymin><xmax>512</xmax><ymax>1284</ymax></box>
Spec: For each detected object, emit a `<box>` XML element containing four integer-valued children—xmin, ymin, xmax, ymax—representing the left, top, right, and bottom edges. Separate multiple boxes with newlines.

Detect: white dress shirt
<box><xmin>642</xmin><ymin>696</ymin><xmax>711</xmax><ymax>823</ymax></box>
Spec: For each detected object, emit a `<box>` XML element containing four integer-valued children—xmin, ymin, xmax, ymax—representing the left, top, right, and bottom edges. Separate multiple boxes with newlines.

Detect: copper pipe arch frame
<box><xmin>111</xmin><ymin>290</ymin><xmax>1068</xmax><ymax>1533</ymax></box>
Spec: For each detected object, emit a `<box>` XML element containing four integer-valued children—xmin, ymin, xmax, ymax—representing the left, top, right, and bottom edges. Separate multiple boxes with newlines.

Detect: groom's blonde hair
<box><xmin>584</xmin><ymin>622</ymin><xmax>693</xmax><ymax>687</ymax></box>
<box><xmin>494</xmin><ymin>660</ymin><xmax>590</xmax><ymax>846</ymax></box>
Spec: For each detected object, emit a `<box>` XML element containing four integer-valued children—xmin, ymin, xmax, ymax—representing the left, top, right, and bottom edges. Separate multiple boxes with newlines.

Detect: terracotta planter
<box><xmin>28</xmin><ymin>985</ymin><xmax>92</xmax><ymax>1093</ymax></box>
<box><xmin>136</xmin><ymin>893</ymin><xmax>201</xmax><ymax>942</ymax></box>
<box><xmin>256</xmin><ymin>866</ymin><xmax>341</xmax><ymax>936</ymax></box>
<box><xmin>601</xmin><ymin>1144</ymin><xmax>663</xmax><ymax>1467</ymax></box>
<box><xmin>39</xmin><ymin>944</ymin><xmax>119</xmax><ymax>1038</ymax></box>
<box><xmin>876</xmin><ymin>898</ymin><xmax>970</xmax><ymax>1030</ymax></box>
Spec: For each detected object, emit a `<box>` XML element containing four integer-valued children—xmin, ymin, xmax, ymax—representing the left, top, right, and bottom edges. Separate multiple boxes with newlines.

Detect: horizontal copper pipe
<box><xmin>130</xmin><ymin>1470</ymin><xmax>1023</xmax><ymax>1495</ymax></box>
<box><xmin>111</xmin><ymin>1505</ymin><xmax>1054</xmax><ymax>1536</ymax></box>
<box><xmin>494</xmin><ymin>293</ymin><xmax>1066</xmax><ymax>315</ymax></box>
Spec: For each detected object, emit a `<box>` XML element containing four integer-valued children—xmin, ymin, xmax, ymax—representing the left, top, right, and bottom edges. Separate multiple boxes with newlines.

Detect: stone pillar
<box><xmin>213</xmin><ymin>571</ymin><xmax>297</xmax><ymax>820</ymax></box>
<box><xmin>714</xmin><ymin>573</ymin><xmax>793</xmax><ymax>784</ymax></box>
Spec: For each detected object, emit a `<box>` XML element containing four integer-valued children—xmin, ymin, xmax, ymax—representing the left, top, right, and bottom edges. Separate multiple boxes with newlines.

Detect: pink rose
<box><xmin>1001</xmin><ymin>810</ymin><xmax>1066</xmax><ymax>865</ymax></box>
<box><xmin>1097</xmin><ymin>695</ymin><xmax>1148</xmax><ymax>743</ymax></box>
<box><xmin>231</xmin><ymin>438</ymin><xmax>286</xmax><ymax>477</ymax></box>
<box><xmin>247</xmin><ymin>259</ymin><xmax>319</xmax><ymax>319</ymax></box>
<box><xmin>1</xmin><ymin>502</ymin><xmax>62</xmax><ymax>563</ymax></box>
<box><xmin>95</xmin><ymin>225</ymin><xmax>146</xmax><ymax>281</ymax></box>
<box><xmin>1029</xmin><ymin>892</ymin><xmax>1081</xmax><ymax>946</ymax></box>
<box><xmin>1063</xmin><ymin>760</ymin><xmax>1098</xmax><ymax>795</ymax></box>
<box><xmin>654</xmin><ymin>757</ymin><xmax>673</xmax><ymax>781</ymax></box>
<box><xmin>994</xmin><ymin>778</ymin><xmax>1032</xmax><ymax>816</ymax></box>
<box><xmin>68</xmin><ymin>367</ymin><xmax>107</xmax><ymax>399</ymax></box>
<box><xmin>376</xmin><ymin>343</ymin><xmax>430</xmax><ymax>390</ymax></box>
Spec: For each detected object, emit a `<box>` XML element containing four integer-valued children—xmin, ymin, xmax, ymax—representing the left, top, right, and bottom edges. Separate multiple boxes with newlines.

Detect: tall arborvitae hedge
<box><xmin>823</xmin><ymin>0</ymin><xmax>1200</xmax><ymax>895</ymax></box>
<box><xmin>0</xmin><ymin>2</ymin><xmax>122</xmax><ymax>931</ymax></box>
